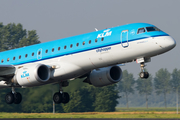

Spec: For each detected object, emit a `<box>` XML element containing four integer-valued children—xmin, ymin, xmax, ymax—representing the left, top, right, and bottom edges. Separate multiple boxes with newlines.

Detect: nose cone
<box><xmin>164</xmin><ymin>36</ymin><xmax>176</xmax><ymax>50</ymax></box>
<box><xmin>157</xmin><ymin>36</ymin><xmax>176</xmax><ymax>50</ymax></box>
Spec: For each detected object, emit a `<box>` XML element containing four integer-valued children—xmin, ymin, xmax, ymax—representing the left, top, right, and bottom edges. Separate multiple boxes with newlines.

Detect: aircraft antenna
<box><xmin>95</xmin><ymin>28</ymin><xmax>98</xmax><ymax>31</ymax></box>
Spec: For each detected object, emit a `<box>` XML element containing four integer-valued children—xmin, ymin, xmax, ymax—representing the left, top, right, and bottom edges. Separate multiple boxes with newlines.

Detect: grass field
<box><xmin>1</xmin><ymin>108</ymin><xmax>180</xmax><ymax>118</ymax></box>
<box><xmin>1</xmin><ymin>111</ymin><xmax>180</xmax><ymax>118</ymax></box>
<box><xmin>116</xmin><ymin>107</ymin><xmax>178</xmax><ymax>112</ymax></box>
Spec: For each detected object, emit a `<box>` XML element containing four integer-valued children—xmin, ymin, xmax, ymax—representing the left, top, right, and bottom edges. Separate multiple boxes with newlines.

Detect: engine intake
<box><xmin>84</xmin><ymin>66</ymin><xmax>122</xmax><ymax>87</ymax></box>
<box><xmin>36</xmin><ymin>64</ymin><xmax>50</xmax><ymax>82</ymax></box>
<box><xmin>13</xmin><ymin>64</ymin><xmax>51</xmax><ymax>87</ymax></box>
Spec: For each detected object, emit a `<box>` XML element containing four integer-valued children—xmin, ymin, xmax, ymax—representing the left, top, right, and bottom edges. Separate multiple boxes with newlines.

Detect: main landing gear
<box><xmin>53</xmin><ymin>81</ymin><xmax>70</xmax><ymax>104</ymax></box>
<box><xmin>139</xmin><ymin>62</ymin><xmax>149</xmax><ymax>79</ymax></box>
<box><xmin>5</xmin><ymin>87</ymin><xmax>22</xmax><ymax>104</ymax></box>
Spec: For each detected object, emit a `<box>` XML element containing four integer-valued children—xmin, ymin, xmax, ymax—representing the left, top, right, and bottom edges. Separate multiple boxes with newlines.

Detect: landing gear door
<box><xmin>121</xmin><ymin>30</ymin><xmax>129</xmax><ymax>47</ymax></box>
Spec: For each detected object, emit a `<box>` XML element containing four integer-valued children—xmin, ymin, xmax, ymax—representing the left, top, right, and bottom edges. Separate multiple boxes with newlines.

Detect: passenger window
<box><xmin>101</xmin><ymin>37</ymin><xmax>104</xmax><ymax>41</ymax></box>
<box><xmin>45</xmin><ymin>49</ymin><xmax>48</xmax><ymax>53</ymax></box>
<box><xmin>58</xmin><ymin>47</ymin><xmax>60</xmax><ymax>51</ymax></box>
<box><xmin>13</xmin><ymin>57</ymin><xmax>15</xmax><ymax>60</ymax></box>
<box><xmin>25</xmin><ymin>54</ymin><xmax>28</xmax><ymax>58</ymax></box>
<box><xmin>83</xmin><ymin>41</ymin><xmax>85</xmax><ymax>45</ymax></box>
<box><xmin>76</xmin><ymin>43</ymin><xmax>79</xmax><ymax>47</ymax></box>
<box><xmin>32</xmin><ymin>52</ymin><xmax>34</xmax><ymax>56</ymax></box>
<box><xmin>95</xmin><ymin>39</ymin><xmax>98</xmax><ymax>43</ymax></box>
<box><xmin>137</xmin><ymin>28</ymin><xmax>145</xmax><ymax>34</ymax></box>
<box><xmin>19</xmin><ymin>55</ymin><xmax>21</xmax><ymax>59</ymax></box>
<box><xmin>70</xmin><ymin>44</ymin><xmax>73</xmax><ymax>48</ymax></box>
<box><xmin>89</xmin><ymin>40</ymin><xmax>91</xmax><ymax>44</ymax></box>
<box><xmin>1</xmin><ymin>59</ymin><xmax>4</xmax><ymax>63</ymax></box>
<box><xmin>64</xmin><ymin>46</ymin><xmax>67</xmax><ymax>49</ymax></box>
<box><xmin>38</xmin><ymin>51</ymin><xmax>41</xmax><ymax>55</ymax></box>
<box><xmin>7</xmin><ymin>58</ymin><xmax>9</xmax><ymax>62</ymax></box>
<box><xmin>52</xmin><ymin>48</ymin><xmax>54</xmax><ymax>52</ymax></box>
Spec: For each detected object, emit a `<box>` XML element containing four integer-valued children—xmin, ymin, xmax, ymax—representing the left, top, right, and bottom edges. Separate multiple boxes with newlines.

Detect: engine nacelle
<box><xmin>84</xmin><ymin>66</ymin><xmax>122</xmax><ymax>87</ymax></box>
<box><xmin>13</xmin><ymin>64</ymin><xmax>51</xmax><ymax>87</ymax></box>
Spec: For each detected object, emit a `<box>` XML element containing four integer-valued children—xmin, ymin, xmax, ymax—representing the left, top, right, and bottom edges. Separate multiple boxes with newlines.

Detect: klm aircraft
<box><xmin>0</xmin><ymin>23</ymin><xmax>176</xmax><ymax>104</ymax></box>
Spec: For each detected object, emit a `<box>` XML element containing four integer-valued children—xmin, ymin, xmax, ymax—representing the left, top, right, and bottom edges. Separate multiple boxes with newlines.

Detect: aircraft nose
<box><xmin>164</xmin><ymin>36</ymin><xmax>176</xmax><ymax>49</ymax></box>
<box><xmin>157</xmin><ymin>36</ymin><xmax>176</xmax><ymax>50</ymax></box>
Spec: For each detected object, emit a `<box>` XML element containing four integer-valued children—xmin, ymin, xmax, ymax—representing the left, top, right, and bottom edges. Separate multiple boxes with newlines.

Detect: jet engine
<box><xmin>13</xmin><ymin>64</ymin><xmax>51</xmax><ymax>87</ymax></box>
<box><xmin>84</xmin><ymin>66</ymin><xmax>122</xmax><ymax>87</ymax></box>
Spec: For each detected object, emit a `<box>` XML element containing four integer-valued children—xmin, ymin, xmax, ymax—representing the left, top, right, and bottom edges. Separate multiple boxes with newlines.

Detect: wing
<box><xmin>0</xmin><ymin>65</ymin><xmax>15</xmax><ymax>81</ymax></box>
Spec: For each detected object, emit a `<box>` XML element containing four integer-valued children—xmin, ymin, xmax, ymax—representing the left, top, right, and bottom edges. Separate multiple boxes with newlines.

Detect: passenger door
<box><xmin>121</xmin><ymin>30</ymin><xmax>129</xmax><ymax>47</ymax></box>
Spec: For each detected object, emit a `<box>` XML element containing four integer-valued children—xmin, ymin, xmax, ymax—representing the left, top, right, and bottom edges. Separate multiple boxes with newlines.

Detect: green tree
<box><xmin>62</xmin><ymin>79</ymin><xmax>94</xmax><ymax>112</ymax></box>
<box><xmin>0</xmin><ymin>22</ymin><xmax>40</xmax><ymax>51</ymax></box>
<box><xmin>63</xmin><ymin>81</ymin><xmax>119</xmax><ymax>112</ymax></box>
<box><xmin>117</xmin><ymin>70</ymin><xmax>135</xmax><ymax>108</ymax></box>
<box><xmin>154</xmin><ymin>68</ymin><xmax>171</xmax><ymax>109</ymax></box>
<box><xmin>136</xmin><ymin>74</ymin><xmax>153</xmax><ymax>109</ymax></box>
<box><xmin>62</xmin><ymin>86</ymin><xmax>94</xmax><ymax>112</ymax></box>
<box><xmin>170</xmin><ymin>68</ymin><xmax>180</xmax><ymax>110</ymax></box>
<box><xmin>19</xmin><ymin>30</ymin><xmax>40</xmax><ymax>47</ymax></box>
<box><xmin>171</xmin><ymin>68</ymin><xmax>180</xmax><ymax>91</ymax></box>
<box><xmin>93</xmin><ymin>84</ymin><xmax>119</xmax><ymax>112</ymax></box>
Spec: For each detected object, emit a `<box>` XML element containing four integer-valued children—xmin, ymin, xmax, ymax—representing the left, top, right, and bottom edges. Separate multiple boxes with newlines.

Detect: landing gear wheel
<box><xmin>139</xmin><ymin>72</ymin><xmax>149</xmax><ymax>79</ymax></box>
<box><xmin>139</xmin><ymin>72</ymin><xmax>145</xmax><ymax>78</ymax></box>
<box><xmin>5</xmin><ymin>92</ymin><xmax>14</xmax><ymax>104</ymax></box>
<box><xmin>144</xmin><ymin>72</ymin><xmax>149</xmax><ymax>79</ymax></box>
<box><xmin>53</xmin><ymin>92</ymin><xmax>62</xmax><ymax>104</ymax></box>
<box><xmin>14</xmin><ymin>92</ymin><xmax>22</xmax><ymax>104</ymax></box>
<box><xmin>62</xmin><ymin>92</ymin><xmax>70</xmax><ymax>104</ymax></box>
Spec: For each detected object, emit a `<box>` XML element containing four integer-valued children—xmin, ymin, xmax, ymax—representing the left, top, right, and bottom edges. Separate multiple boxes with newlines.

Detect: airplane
<box><xmin>0</xmin><ymin>23</ymin><xmax>176</xmax><ymax>105</ymax></box>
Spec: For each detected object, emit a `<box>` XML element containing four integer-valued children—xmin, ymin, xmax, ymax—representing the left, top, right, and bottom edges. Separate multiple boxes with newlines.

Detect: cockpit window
<box><xmin>146</xmin><ymin>27</ymin><xmax>160</xmax><ymax>32</ymax></box>
<box><xmin>137</xmin><ymin>28</ymin><xmax>145</xmax><ymax>34</ymax></box>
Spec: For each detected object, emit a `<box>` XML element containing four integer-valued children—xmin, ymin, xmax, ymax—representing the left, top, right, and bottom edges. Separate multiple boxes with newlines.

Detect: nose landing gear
<box><xmin>139</xmin><ymin>63</ymin><xmax>149</xmax><ymax>79</ymax></box>
<box><xmin>136</xmin><ymin>57</ymin><xmax>150</xmax><ymax>79</ymax></box>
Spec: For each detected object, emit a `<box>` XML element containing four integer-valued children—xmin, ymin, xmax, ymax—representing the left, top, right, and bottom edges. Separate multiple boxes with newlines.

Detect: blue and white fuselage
<box><xmin>0</xmin><ymin>23</ymin><xmax>176</xmax><ymax>104</ymax></box>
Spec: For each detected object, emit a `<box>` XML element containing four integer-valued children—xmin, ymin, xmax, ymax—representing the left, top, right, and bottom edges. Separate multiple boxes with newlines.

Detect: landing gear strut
<box><xmin>53</xmin><ymin>81</ymin><xmax>70</xmax><ymax>104</ymax></box>
<box><xmin>5</xmin><ymin>87</ymin><xmax>22</xmax><ymax>104</ymax></box>
<box><xmin>139</xmin><ymin>63</ymin><xmax>149</xmax><ymax>79</ymax></box>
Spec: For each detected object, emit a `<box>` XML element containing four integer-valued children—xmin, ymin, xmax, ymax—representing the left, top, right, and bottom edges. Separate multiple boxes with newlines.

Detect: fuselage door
<box><xmin>121</xmin><ymin>30</ymin><xmax>129</xmax><ymax>47</ymax></box>
<box><xmin>37</xmin><ymin>48</ymin><xmax>42</xmax><ymax>60</ymax></box>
